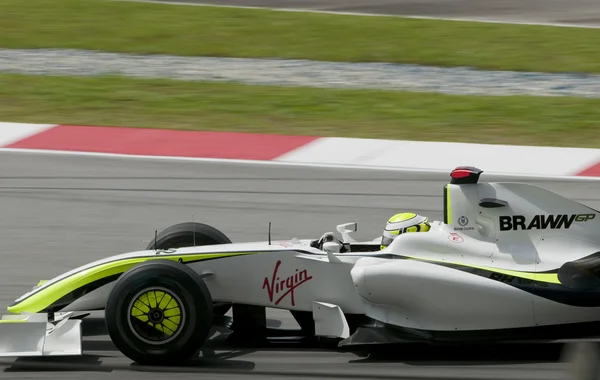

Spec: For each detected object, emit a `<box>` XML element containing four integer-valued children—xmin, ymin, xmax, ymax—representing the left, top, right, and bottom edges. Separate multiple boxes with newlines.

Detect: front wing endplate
<box><xmin>0</xmin><ymin>312</ymin><xmax>82</xmax><ymax>356</ymax></box>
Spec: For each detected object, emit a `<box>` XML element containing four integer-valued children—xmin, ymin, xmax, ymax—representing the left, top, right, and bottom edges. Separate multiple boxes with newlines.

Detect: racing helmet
<box><xmin>381</xmin><ymin>212</ymin><xmax>430</xmax><ymax>249</ymax></box>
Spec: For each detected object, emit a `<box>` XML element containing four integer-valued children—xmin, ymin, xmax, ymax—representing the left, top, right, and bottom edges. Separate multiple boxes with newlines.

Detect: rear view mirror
<box><xmin>337</xmin><ymin>222</ymin><xmax>357</xmax><ymax>234</ymax></box>
<box><xmin>336</xmin><ymin>222</ymin><xmax>358</xmax><ymax>244</ymax></box>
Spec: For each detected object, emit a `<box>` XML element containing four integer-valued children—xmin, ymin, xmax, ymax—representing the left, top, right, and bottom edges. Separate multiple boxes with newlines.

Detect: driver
<box><xmin>381</xmin><ymin>212</ymin><xmax>431</xmax><ymax>249</ymax></box>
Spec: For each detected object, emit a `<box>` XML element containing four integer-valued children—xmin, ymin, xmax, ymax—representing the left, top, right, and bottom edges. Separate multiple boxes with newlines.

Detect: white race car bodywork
<box><xmin>1</xmin><ymin>166</ymin><xmax>599</xmax><ymax>358</ymax></box>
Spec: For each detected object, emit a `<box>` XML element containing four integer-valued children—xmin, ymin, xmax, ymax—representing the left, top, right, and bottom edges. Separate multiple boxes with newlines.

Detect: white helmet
<box><xmin>381</xmin><ymin>212</ymin><xmax>431</xmax><ymax>249</ymax></box>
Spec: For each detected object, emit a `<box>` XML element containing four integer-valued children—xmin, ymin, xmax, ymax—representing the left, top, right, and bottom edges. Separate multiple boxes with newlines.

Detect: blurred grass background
<box><xmin>1</xmin><ymin>0</ymin><xmax>599</xmax><ymax>147</ymax></box>
<box><xmin>2</xmin><ymin>0</ymin><xmax>600</xmax><ymax>73</ymax></box>
<box><xmin>2</xmin><ymin>74</ymin><xmax>599</xmax><ymax>148</ymax></box>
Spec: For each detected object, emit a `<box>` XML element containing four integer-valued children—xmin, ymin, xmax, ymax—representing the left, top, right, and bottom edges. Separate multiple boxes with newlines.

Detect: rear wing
<box><xmin>442</xmin><ymin>166</ymin><xmax>600</xmax><ymax>245</ymax></box>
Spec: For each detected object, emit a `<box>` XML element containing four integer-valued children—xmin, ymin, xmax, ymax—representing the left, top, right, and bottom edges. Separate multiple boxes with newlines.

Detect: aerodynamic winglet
<box><xmin>479</xmin><ymin>198</ymin><xmax>509</xmax><ymax>208</ymax></box>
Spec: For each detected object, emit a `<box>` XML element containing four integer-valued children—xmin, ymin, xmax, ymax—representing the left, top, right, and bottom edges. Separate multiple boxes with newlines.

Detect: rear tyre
<box><xmin>146</xmin><ymin>222</ymin><xmax>232</xmax><ymax>316</ymax></box>
<box><xmin>105</xmin><ymin>260</ymin><xmax>213</xmax><ymax>365</ymax></box>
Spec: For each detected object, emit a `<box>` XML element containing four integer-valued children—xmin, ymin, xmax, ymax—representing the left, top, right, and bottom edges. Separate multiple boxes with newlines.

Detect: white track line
<box><xmin>112</xmin><ymin>0</ymin><xmax>600</xmax><ymax>29</ymax></box>
<box><xmin>1</xmin><ymin>148</ymin><xmax>599</xmax><ymax>182</ymax></box>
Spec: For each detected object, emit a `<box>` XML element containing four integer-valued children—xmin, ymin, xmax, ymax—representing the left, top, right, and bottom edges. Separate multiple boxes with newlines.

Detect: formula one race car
<box><xmin>1</xmin><ymin>166</ymin><xmax>600</xmax><ymax>365</ymax></box>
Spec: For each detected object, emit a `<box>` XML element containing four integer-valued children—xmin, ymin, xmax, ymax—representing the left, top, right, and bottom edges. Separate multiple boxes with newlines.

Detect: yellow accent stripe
<box><xmin>8</xmin><ymin>252</ymin><xmax>255</xmax><ymax>314</ymax></box>
<box><xmin>405</xmin><ymin>255</ymin><xmax>561</xmax><ymax>284</ymax></box>
<box><xmin>446</xmin><ymin>185</ymin><xmax>452</xmax><ymax>224</ymax></box>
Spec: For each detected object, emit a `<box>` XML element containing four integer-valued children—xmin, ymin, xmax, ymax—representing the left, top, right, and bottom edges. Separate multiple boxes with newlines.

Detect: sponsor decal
<box><xmin>499</xmin><ymin>213</ymin><xmax>596</xmax><ymax>231</ymax></box>
<box><xmin>454</xmin><ymin>226</ymin><xmax>475</xmax><ymax>231</ymax></box>
<box><xmin>262</xmin><ymin>260</ymin><xmax>313</xmax><ymax>306</ymax></box>
<box><xmin>454</xmin><ymin>215</ymin><xmax>475</xmax><ymax>231</ymax></box>
<box><xmin>448</xmin><ymin>233</ymin><xmax>464</xmax><ymax>243</ymax></box>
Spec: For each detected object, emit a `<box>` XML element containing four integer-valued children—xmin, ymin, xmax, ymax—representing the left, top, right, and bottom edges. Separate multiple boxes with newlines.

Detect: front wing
<box><xmin>0</xmin><ymin>312</ymin><xmax>82</xmax><ymax>357</ymax></box>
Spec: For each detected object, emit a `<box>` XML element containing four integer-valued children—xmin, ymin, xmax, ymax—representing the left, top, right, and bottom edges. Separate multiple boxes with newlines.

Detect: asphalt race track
<box><xmin>136</xmin><ymin>0</ymin><xmax>600</xmax><ymax>27</ymax></box>
<box><xmin>1</xmin><ymin>151</ymin><xmax>599</xmax><ymax>379</ymax></box>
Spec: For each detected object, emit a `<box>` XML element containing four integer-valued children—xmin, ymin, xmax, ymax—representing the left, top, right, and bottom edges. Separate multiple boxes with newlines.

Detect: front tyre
<box><xmin>146</xmin><ymin>222</ymin><xmax>232</xmax><ymax>316</ymax></box>
<box><xmin>146</xmin><ymin>222</ymin><xmax>232</xmax><ymax>251</ymax></box>
<box><xmin>105</xmin><ymin>260</ymin><xmax>213</xmax><ymax>365</ymax></box>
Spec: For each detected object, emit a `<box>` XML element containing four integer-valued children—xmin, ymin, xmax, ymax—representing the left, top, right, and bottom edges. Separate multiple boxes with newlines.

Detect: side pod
<box><xmin>0</xmin><ymin>312</ymin><xmax>82</xmax><ymax>356</ymax></box>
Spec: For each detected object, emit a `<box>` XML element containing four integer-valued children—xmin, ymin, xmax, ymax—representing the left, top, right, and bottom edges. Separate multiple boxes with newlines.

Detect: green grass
<box><xmin>1</xmin><ymin>0</ymin><xmax>600</xmax><ymax>73</ymax></box>
<box><xmin>2</xmin><ymin>74</ymin><xmax>599</xmax><ymax>148</ymax></box>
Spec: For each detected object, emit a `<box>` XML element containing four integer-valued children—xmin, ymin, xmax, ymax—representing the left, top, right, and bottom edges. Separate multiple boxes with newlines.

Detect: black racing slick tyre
<box><xmin>146</xmin><ymin>222</ymin><xmax>232</xmax><ymax>251</ymax></box>
<box><xmin>105</xmin><ymin>260</ymin><xmax>213</xmax><ymax>365</ymax></box>
<box><xmin>145</xmin><ymin>222</ymin><xmax>232</xmax><ymax>316</ymax></box>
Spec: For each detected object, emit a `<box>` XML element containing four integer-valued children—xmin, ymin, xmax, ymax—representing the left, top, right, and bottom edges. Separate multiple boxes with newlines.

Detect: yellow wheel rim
<box><xmin>127</xmin><ymin>287</ymin><xmax>185</xmax><ymax>345</ymax></box>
